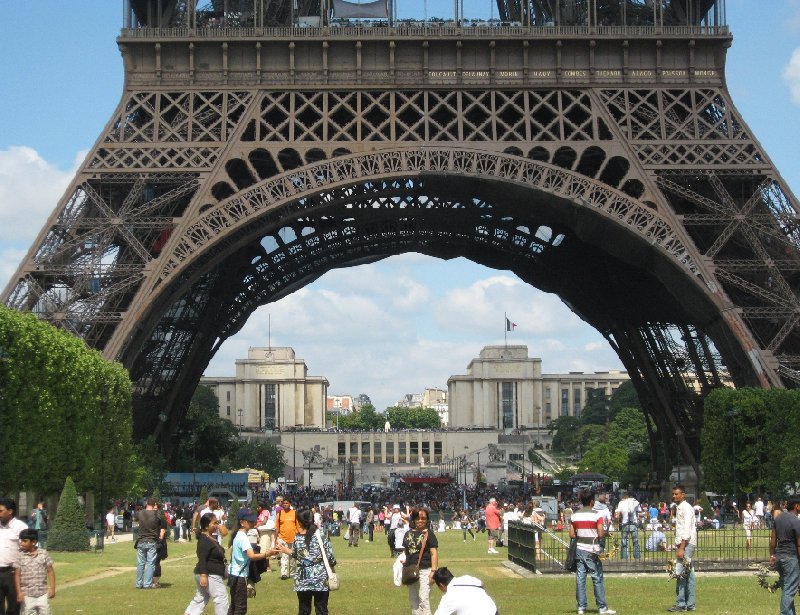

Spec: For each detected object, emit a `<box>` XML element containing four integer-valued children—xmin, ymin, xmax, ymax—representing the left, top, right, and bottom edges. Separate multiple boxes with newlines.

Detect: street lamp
<box><xmin>237</xmin><ymin>408</ymin><xmax>244</xmax><ymax>427</ymax></box>
<box><xmin>728</xmin><ymin>408</ymin><xmax>740</xmax><ymax>500</ymax></box>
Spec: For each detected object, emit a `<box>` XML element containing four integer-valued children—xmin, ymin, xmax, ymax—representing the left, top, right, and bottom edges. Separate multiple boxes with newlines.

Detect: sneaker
<box><xmin>577</xmin><ymin>610</ymin><xmax>585</xmax><ymax>615</ymax></box>
<box><xmin>667</xmin><ymin>607</ymin><xmax>687</xmax><ymax>612</ymax></box>
<box><xmin>599</xmin><ymin>609</ymin><xmax>617</xmax><ymax>615</ymax></box>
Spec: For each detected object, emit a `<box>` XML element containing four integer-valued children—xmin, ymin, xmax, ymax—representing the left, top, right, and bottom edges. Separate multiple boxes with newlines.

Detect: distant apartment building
<box><xmin>396</xmin><ymin>387</ymin><xmax>450</xmax><ymax>426</ymax></box>
<box><xmin>200</xmin><ymin>346</ymin><xmax>328</xmax><ymax>431</ymax></box>
<box><xmin>447</xmin><ymin>345</ymin><xmax>629</xmax><ymax>430</ymax></box>
<box><xmin>327</xmin><ymin>394</ymin><xmax>355</xmax><ymax>414</ymax></box>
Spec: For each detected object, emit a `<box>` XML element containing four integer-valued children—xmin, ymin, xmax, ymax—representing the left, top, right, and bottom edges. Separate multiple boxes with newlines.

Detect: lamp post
<box><xmin>237</xmin><ymin>407</ymin><xmax>244</xmax><ymax>427</ymax></box>
<box><xmin>293</xmin><ymin>428</ymin><xmax>297</xmax><ymax>482</ymax></box>
<box><xmin>729</xmin><ymin>408</ymin><xmax>739</xmax><ymax>500</ymax></box>
<box><xmin>99</xmin><ymin>391</ymin><xmax>108</xmax><ymax>523</ymax></box>
<box><xmin>476</xmin><ymin>452</ymin><xmax>480</xmax><ymax>485</ymax></box>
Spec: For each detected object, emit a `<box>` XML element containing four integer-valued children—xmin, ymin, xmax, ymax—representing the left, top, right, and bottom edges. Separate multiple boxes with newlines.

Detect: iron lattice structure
<box><xmin>5</xmin><ymin>1</ymin><xmax>800</xmax><ymax>476</ymax></box>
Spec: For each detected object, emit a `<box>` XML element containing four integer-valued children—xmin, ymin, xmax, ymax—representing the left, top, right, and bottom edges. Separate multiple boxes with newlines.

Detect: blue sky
<box><xmin>1</xmin><ymin>1</ymin><xmax>799</xmax><ymax>411</ymax></box>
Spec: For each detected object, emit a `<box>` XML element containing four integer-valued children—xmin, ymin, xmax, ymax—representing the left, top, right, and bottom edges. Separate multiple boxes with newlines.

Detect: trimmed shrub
<box><xmin>47</xmin><ymin>476</ymin><xmax>90</xmax><ymax>551</ymax></box>
<box><xmin>227</xmin><ymin>497</ymin><xmax>241</xmax><ymax>531</ymax></box>
<box><xmin>199</xmin><ymin>486</ymin><xmax>209</xmax><ymax>506</ymax></box>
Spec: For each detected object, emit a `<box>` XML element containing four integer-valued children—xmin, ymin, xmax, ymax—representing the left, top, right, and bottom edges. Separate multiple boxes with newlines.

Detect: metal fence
<box><xmin>508</xmin><ymin>521</ymin><xmax>770</xmax><ymax>574</ymax></box>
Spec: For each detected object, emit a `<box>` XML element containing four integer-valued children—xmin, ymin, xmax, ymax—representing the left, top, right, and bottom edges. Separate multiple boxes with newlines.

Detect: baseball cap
<box><xmin>237</xmin><ymin>508</ymin><xmax>257</xmax><ymax>523</ymax></box>
<box><xmin>393</xmin><ymin>504</ymin><xmax>400</xmax><ymax>509</ymax></box>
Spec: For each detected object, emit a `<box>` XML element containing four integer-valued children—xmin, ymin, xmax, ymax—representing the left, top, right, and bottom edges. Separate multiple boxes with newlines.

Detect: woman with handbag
<box><xmin>273</xmin><ymin>508</ymin><xmax>338</xmax><ymax>615</ymax></box>
<box><xmin>402</xmin><ymin>507</ymin><xmax>439</xmax><ymax>615</ymax></box>
<box><xmin>184</xmin><ymin>513</ymin><xmax>230</xmax><ymax>615</ymax></box>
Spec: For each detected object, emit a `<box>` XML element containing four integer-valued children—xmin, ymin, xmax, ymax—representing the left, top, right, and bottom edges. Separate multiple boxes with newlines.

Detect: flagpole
<box><xmin>504</xmin><ymin>312</ymin><xmax>508</xmax><ymax>349</ymax></box>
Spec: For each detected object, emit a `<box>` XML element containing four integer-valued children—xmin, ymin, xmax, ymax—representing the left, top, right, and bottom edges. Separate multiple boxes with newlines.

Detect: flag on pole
<box><xmin>506</xmin><ymin>317</ymin><xmax>517</xmax><ymax>332</ymax></box>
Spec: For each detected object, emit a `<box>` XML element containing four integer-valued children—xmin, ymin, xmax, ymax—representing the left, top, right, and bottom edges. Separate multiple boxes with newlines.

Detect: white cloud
<box><xmin>584</xmin><ymin>341</ymin><xmax>606</xmax><ymax>352</ymax></box>
<box><xmin>784</xmin><ymin>48</ymin><xmax>800</xmax><ymax>104</ymax></box>
<box><xmin>0</xmin><ymin>146</ymin><xmax>78</xmax><ymax>289</ymax></box>
<box><xmin>433</xmin><ymin>274</ymin><xmax>583</xmax><ymax>335</ymax></box>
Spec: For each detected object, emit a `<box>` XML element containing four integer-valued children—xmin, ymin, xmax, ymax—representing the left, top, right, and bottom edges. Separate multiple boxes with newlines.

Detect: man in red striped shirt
<box><xmin>569</xmin><ymin>490</ymin><xmax>617</xmax><ymax>615</ymax></box>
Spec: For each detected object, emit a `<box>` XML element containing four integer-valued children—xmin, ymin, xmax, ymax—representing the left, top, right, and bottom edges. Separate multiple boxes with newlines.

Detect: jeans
<box><xmin>135</xmin><ymin>539</ymin><xmax>158</xmax><ymax>588</ymax></box>
<box><xmin>674</xmin><ymin>543</ymin><xmax>696</xmax><ymax>609</ymax></box>
<box><xmin>185</xmin><ymin>574</ymin><xmax>229</xmax><ymax>615</ymax></box>
<box><xmin>778</xmin><ymin>555</ymin><xmax>800</xmax><ymax>615</ymax></box>
<box><xmin>298</xmin><ymin>590</ymin><xmax>330</xmax><ymax>615</ymax></box>
<box><xmin>575</xmin><ymin>548</ymin><xmax>609</xmax><ymax>611</ymax></box>
<box><xmin>407</xmin><ymin>567</ymin><xmax>433</xmax><ymax>615</ymax></box>
<box><xmin>0</xmin><ymin>568</ymin><xmax>20</xmax><ymax>615</ymax></box>
<box><xmin>620</xmin><ymin>524</ymin><xmax>640</xmax><ymax>560</ymax></box>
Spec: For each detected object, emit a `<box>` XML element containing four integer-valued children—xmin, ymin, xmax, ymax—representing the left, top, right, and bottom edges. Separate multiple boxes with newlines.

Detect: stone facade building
<box><xmin>200</xmin><ymin>346</ymin><xmax>328</xmax><ymax>431</ymax></box>
<box><xmin>448</xmin><ymin>345</ymin><xmax>628</xmax><ymax>430</ymax></box>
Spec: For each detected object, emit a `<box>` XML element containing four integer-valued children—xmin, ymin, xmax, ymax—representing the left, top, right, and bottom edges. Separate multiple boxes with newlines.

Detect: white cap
<box><xmin>393</xmin><ymin>504</ymin><xmax>400</xmax><ymax>509</ymax></box>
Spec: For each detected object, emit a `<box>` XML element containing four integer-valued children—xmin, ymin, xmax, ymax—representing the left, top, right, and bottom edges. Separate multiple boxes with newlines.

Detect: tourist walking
<box><xmin>742</xmin><ymin>502</ymin><xmax>755</xmax><ymax>551</ymax></box>
<box><xmin>274</xmin><ymin>498</ymin><xmax>299</xmax><ymax>580</ymax></box>
<box><xmin>274</xmin><ymin>509</ymin><xmax>337</xmax><ymax>615</ymax></box>
<box><xmin>403</xmin><ymin>507</ymin><xmax>439</xmax><ymax>615</ymax></box>
<box><xmin>184</xmin><ymin>513</ymin><xmax>229</xmax><ymax>615</ymax></box>
<box><xmin>484</xmin><ymin>499</ymin><xmax>501</xmax><ymax>555</ymax></box>
<box><xmin>570</xmin><ymin>490</ymin><xmax>616</xmax><ymax>615</ymax></box>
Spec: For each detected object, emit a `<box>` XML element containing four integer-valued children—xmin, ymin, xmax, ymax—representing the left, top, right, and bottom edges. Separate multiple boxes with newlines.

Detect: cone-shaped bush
<box><xmin>199</xmin><ymin>486</ymin><xmax>209</xmax><ymax>505</ymax></box>
<box><xmin>227</xmin><ymin>496</ymin><xmax>240</xmax><ymax>530</ymax></box>
<box><xmin>47</xmin><ymin>476</ymin><xmax>90</xmax><ymax>551</ymax></box>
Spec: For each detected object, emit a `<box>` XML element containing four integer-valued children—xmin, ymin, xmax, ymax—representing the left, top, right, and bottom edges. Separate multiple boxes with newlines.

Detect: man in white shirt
<box><xmin>668</xmin><ymin>485</ymin><xmax>698</xmax><ymax>612</ymax></box>
<box><xmin>198</xmin><ymin>497</ymin><xmax>228</xmax><ymax>544</ymax></box>
<box><xmin>432</xmin><ymin>567</ymin><xmax>498</xmax><ymax>615</ymax></box>
<box><xmin>347</xmin><ymin>504</ymin><xmax>362</xmax><ymax>547</ymax></box>
<box><xmin>754</xmin><ymin>497</ymin><xmax>765</xmax><ymax>529</ymax></box>
<box><xmin>0</xmin><ymin>498</ymin><xmax>29</xmax><ymax>615</ymax></box>
<box><xmin>615</xmin><ymin>491</ymin><xmax>640</xmax><ymax>560</ymax></box>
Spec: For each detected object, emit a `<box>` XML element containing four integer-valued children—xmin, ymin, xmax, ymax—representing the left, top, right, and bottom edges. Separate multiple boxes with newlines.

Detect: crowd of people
<box><xmin>2</xmin><ymin>483</ymin><xmax>799</xmax><ymax>615</ymax></box>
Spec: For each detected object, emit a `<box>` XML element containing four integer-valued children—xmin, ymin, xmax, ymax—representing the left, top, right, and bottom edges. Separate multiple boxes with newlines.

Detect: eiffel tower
<box><xmin>4</xmin><ymin>0</ymin><xmax>799</xmax><ymax>475</ymax></box>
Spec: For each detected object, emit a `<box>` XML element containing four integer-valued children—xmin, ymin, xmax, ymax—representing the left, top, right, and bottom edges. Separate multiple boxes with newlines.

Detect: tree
<box><xmin>0</xmin><ymin>306</ymin><xmax>133</xmax><ymax>499</ymax></box>
<box><xmin>579</xmin><ymin>389</ymin><xmax>611</xmax><ymax>426</ymax></box>
<box><xmin>199</xmin><ymin>486</ymin><xmax>209</xmax><ymax>506</ymax></box>
<box><xmin>550</xmin><ymin>416</ymin><xmax>581</xmax><ymax>453</ymax></box>
<box><xmin>47</xmin><ymin>476</ymin><xmax>90</xmax><ymax>552</ymax></box>
<box><xmin>220</xmin><ymin>439</ymin><xmax>286</xmax><ymax>479</ymax></box>
<box><xmin>127</xmin><ymin>436</ymin><xmax>169</xmax><ymax>499</ymax></box>
<box><xmin>578</xmin><ymin>407</ymin><xmax>650</xmax><ymax>484</ymax></box>
<box><xmin>227</xmin><ymin>497</ymin><xmax>241</xmax><ymax>531</ymax></box>
<box><xmin>171</xmin><ymin>385</ymin><xmax>239</xmax><ymax>472</ymax></box>
<box><xmin>702</xmin><ymin>388</ymin><xmax>799</xmax><ymax>498</ymax></box>
<box><xmin>385</xmin><ymin>406</ymin><xmax>441</xmax><ymax>429</ymax></box>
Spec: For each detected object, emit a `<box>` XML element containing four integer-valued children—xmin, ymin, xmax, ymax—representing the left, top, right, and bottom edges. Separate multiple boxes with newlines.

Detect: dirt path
<box><xmin>60</xmin><ymin>554</ymin><xmax>195</xmax><ymax>589</ymax></box>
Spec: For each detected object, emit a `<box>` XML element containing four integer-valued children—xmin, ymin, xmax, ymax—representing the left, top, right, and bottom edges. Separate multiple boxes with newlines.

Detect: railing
<box><xmin>508</xmin><ymin>521</ymin><xmax>770</xmax><ymax>574</ymax></box>
<box><xmin>119</xmin><ymin>24</ymin><xmax>729</xmax><ymax>40</ymax></box>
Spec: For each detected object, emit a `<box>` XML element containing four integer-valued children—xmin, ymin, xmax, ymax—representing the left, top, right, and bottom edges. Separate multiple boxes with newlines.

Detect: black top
<box><xmin>774</xmin><ymin>511</ymin><xmax>800</xmax><ymax>558</ymax></box>
<box><xmin>137</xmin><ymin>509</ymin><xmax>160</xmax><ymax>541</ymax></box>
<box><xmin>194</xmin><ymin>533</ymin><xmax>226</xmax><ymax>577</ymax></box>
<box><xmin>403</xmin><ymin>529</ymin><xmax>438</xmax><ymax>570</ymax></box>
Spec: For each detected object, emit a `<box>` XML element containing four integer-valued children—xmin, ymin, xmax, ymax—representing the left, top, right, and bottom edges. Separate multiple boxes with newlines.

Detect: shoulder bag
<box><xmin>401</xmin><ymin>530</ymin><xmax>428</xmax><ymax>585</ymax></box>
<box><xmin>564</xmin><ymin>538</ymin><xmax>578</xmax><ymax>572</ymax></box>
<box><xmin>315</xmin><ymin>531</ymin><xmax>339</xmax><ymax>591</ymax></box>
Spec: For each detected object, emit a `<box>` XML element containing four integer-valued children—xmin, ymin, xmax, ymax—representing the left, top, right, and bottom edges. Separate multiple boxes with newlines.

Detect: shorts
<box><xmin>488</xmin><ymin>529</ymin><xmax>500</xmax><ymax>539</ymax></box>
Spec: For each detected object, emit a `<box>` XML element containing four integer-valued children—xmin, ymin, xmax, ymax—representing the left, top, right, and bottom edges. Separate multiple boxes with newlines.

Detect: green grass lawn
<box><xmin>49</xmin><ymin>529</ymin><xmax>783</xmax><ymax>614</ymax></box>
